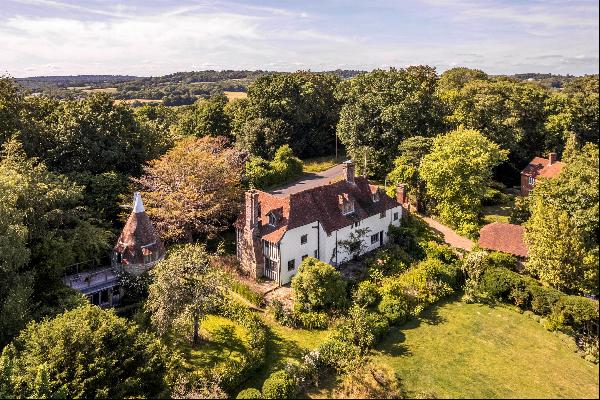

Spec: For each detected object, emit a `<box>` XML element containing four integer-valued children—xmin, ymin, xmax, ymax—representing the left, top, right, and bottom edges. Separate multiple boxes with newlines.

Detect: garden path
<box><xmin>417</xmin><ymin>214</ymin><xmax>474</xmax><ymax>252</ymax></box>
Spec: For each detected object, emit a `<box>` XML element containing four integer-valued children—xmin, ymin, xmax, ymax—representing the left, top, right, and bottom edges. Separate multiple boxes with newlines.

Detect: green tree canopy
<box><xmin>0</xmin><ymin>305</ymin><xmax>168</xmax><ymax>399</ymax></box>
<box><xmin>335</xmin><ymin>66</ymin><xmax>444</xmax><ymax>177</ymax></box>
<box><xmin>176</xmin><ymin>94</ymin><xmax>232</xmax><ymax>138</ymax></box>
<box><xmin>438</xmin><ymin>67</ymin><xmax>488</xmax><ymax>92</ymax></box>
<box><xmin>232</xmin><ymin>72</ymin><xmax>341</xmax><ymax>159</ymax></box>
<box><xmin>420</xmin><ymin>128</ymin><xmax>508</xmax><ymax>234</ymax></box>
<box><xmin>146</xmin><ymin>244</ymin><xmax>225</xmax><ymax>343</ymax></box>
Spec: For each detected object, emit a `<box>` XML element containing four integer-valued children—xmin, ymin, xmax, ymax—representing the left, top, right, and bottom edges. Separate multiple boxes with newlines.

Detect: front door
<box><xmin>263</xmin><ymin>257</ymin><xmax>278</xmax><ymax>281</ymax></box>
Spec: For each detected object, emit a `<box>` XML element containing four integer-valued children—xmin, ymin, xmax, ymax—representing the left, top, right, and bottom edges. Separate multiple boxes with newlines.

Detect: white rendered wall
<box><xmin>277</xmin><ymin>205</ymin><xmax>403</xmax><ymax>285</ymax></box>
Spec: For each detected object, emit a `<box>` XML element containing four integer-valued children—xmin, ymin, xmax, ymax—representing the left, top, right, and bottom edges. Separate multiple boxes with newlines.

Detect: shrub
<box><xmin>245</xmin><ymin>145</ymin><xmax>303</xmax><ymax>189</ymax></box>
<box><xmin>269</xmin><ymin>299</ymin><xmax>299</xmax><ymax>328</ymax></box>
<box><xmin>478</xmin><ymin>267</ymin><xmax>524</xmax><ymax>301</ymax></box>
<box><xmin>424</xmin><ymin>241</ymin><xmax>459</xmax><ymax>265</ymax></box>
<box><xmin>387</xmin><ymin>225</ymin><xmax>425</xmax><ymax>260</ymax></box>
<box><xmin>291</xmin><ymin>258</ymin><xmax>348</xmax><ymax>313</ymax></box>
<box><xmin>296</xmin><ymin>311</ymin><xmax>329</xmax><ymax>330</ymax></box>
<box><xmin>261</xmin><ymin>370</ymin><xmax>298</xmax><ymax>399</ymax></box>
<box><xmin>486</xmin><ymin>251</ymin><xmax>519</xmax><ymax>271</ymax></box>
<box><xmin>333</xmin><ymin>363</ymin><xmax>404</xmax><ymax>399</ymax></box>
<box><xmin>317</xmin><ymin>337</ymin><xmax>362</xmax><ymax>373</ymax></box>
<box><xmin>366</xmin><ymin>245</ymin><xmax>412</xmax><ymax>277</ymax></box>
<box><xmin>398</xmin><ymin>258</ymin><xmax>457</xmax><ymax>309</ymax></box>
<box><xmin>524</xmin><ymin>279</ymin><xmax>563</xmax><ymax>315</ymax></box>
<box><xmin>378</xmin><ymin>294</ymin><xmax>412</xmax><ymax>325</ymax></box>
<box><xmin>236</xmin><ymin>388</ymin><xmax>262</xmax><ymax>399</ymax></box>
<box><xmin>230</xmin><ymin>280</ymin><xmax>264</xmax><ymax>307</ymax></box>
<box><xmin>332</xmin><ymin>305</ymin><xmax>389</xmax><ymax>353</ymax></box>
<box><xmin>353</xmin><ymin>280</ymin><xmax>381</xmax><ymax>308</ymax></box>
<box><xmin>546</xmin><ymin>295</ymin><xmax>599</xmax><ymax>339</ymax></box>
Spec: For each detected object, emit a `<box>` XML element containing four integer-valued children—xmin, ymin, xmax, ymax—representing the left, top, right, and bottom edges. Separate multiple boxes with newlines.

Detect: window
<box><xmin>302</xmin><ymin>254</ymin><xmax>308</xmax><ymax>261</ymax></box>
<box><xmin>379</xmin><ymin>210</ymin><xmax>386</xmax><ymax>219</ymax></box>
<box><xmin>372</xmin><ymin>192</ymin><xmax>380</xmax><ymax>202</ymax></box>
<box><xmin>371</xmin><ymin>233</ymin><xmax>379</xmax><ymax>244</ymax></box>
<box><xmin>528</xmin><ymin>176</ymin><xmax>535</xmax><ymax>186</ymax></box>
<box><xmin>300</xmin><ymin>234</ymin><xmax>308</xmax><ymax>244</ymax></box>
<box><xmin>393</xmin><ymin>212</ymin><xmax>399</xmax><ymax>221</ymax></box>
<box><xmin>268</xmin><ymin>213</ymin><xmax>276</xmax><ymax>225</ymax></box>
<box><xmin>287</xmin><ymin>259</ymin><xmax>295</xmax><ymax>271</ymax></box>
<box><xmin>314</xmin><ymin>250</ymin><xmax>318</xmax><ymax>258</ymax></box>
<box><xmin>352</xmin><ymin>221</ymin><xmax>361</xmax><ymax>228</ymax></box>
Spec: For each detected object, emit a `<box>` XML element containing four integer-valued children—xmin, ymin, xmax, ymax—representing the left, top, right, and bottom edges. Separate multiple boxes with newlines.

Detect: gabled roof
<box><xmin>114</xmin><ymin>193</ymin><xmax>165</xmax><ymax>264</ymax></box>
<box><xmin>478</xmin><ymin>222</ymin><xmax>528</xmax><ymax>258</ymax></box>
<box><xmin>235</xmin><ymin>177</ymin><xmax>400</xmax><ymax>243</ymax></box>
<box><xmin>521</xmin><ymin>157</ymin><xmax>563</xmax><ymax>179</ymax></box>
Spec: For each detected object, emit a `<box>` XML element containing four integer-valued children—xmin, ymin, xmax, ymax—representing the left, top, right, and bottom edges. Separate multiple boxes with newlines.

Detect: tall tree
<box><xmin>146</xmin><ymin>244</ymin><xmax>225</xmax><ymax>343</ymax></box>
<box><xmin>176</xmin><ymin>94</ymin><xmax>232</xmax><ymax>138</ymax></box>
<box><xmin>442</xmin><ymin>78</ymin><xmax>550</xmax><ymax>184</ymax></box>
<box><xmin>335</xmin><ymin>66</ymin><xmax>444</xmax><ymax>177</ymax></box>
<box><xmin>437</xmin><ymin>67</ymin><xmax>488</xmax><ymax>92</ymax></box>
<box><xmin>136</xmin><ymin>136</ymin><xmax>245</xmax><ymax>242</ymax></box>
<box><xmin>232</xmin><ymin>72</ymin><xmax>341</xmax><ymax>158</ymax></box>
<box><xmin>0</xmin><ymin>305</ymin><xmax>168</xmax><ymax>398</ymax></box>
<box><xmin>420</xmin><ymin>128</ymin><xmax>508</xmax><ymax>235</ymax></box>
<box><xmin>386</xmin><ymin>136</ymin><xmax>433</xmax><ymax>212</ymax></box>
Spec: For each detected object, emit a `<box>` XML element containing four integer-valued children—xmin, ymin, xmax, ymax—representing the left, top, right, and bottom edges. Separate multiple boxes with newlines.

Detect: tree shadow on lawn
<box><xmin>186</xmin><ymin>324</ymin><xmax>248</xmax><ymax>367</ymax></box>
<box><xmin>236</xmin><ymin>325</ymin><xmax>308</xmax><ymax>391</ymax></box>
<box><xmin>378</xmin><ymin>297</ymin><xmax>457</xmax><ymax>357</ymax></box>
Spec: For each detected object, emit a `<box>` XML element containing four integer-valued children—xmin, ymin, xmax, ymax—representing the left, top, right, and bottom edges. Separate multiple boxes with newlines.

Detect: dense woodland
<box><xmin>0</xmin><ymin>68</ymin><xmax>598</xmax><ymax>398</ymax></box>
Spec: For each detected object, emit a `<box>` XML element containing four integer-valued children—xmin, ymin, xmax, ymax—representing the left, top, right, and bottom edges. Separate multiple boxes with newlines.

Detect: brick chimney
<box><xmin>343</xmin><ymin>160</ymin><xmax>355</xmax><ymax>184</ymax></box>
<box><xmin>548</xmin><ymin>152</ymin><xmax>557</xmax><ymax>165</ymax></box>
<box><xmin>245</xmin><ymin>190</ymin><xmax>259</xmax><ymax>230</ymax></box>
<box><xmin>396</xmin><ymin>183</ymin><xmax>407</xmax><ymax>204</ymax></box>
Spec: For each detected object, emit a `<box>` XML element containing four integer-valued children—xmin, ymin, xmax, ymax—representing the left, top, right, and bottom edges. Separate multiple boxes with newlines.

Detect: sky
<box><xmin>0</xmin><ymin>0</ymin><xmax>598</xmax><ymax>77</ymax></box>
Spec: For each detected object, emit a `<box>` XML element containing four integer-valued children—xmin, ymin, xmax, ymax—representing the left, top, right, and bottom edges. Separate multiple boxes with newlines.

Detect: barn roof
<box><xmin>478</xmin><ymin>222</ymin><xmax>528</xmax><ymax>258</ymax></box>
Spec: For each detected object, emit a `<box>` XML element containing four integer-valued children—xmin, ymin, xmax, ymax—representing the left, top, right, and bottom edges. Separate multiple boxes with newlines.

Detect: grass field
<box><xmin>483</xmin><ymin>200</ymin><xmax>515</xmax><ymax>224</ymax></box>
<box><xmin>239</xmin><ymin>314</ymin><xmax>329</xmax><ymax>391</ymax></box>
<box><xmin>303</xmin><ymin>154</ymin><xmax>347</xmax><ymax>173</ymax></box>
<box><xmin>371</xmin><ymin>300</ymin><xmax>599</xmax><ymax>399</ymax></box>
<box><xmin>224</xmin><ymin>91</ymin><xmax>248</xmax><ymax>101</ymax></box>
<box><xmin>176</xmin><ymin>315</ymin><xmax>251</xmax><ymax>371</ymax></box>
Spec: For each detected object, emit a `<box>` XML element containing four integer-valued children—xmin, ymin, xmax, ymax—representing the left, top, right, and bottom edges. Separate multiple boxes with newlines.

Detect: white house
<box><xmin>235</xmin><ymin>161</ymin><xmax>407</xmax><ymax>285</ymax></box>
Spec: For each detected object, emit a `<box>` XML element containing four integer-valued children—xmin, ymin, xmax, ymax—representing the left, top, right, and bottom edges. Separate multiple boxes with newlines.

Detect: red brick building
<box><xmin>520</xmin><ymin>153</ymin><xmax>563</xmax><ymax>196</ymax></box>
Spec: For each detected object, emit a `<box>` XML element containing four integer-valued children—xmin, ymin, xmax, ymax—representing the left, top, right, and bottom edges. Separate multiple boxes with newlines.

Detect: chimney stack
<box><xmin>548</xmin><ymin>152</ymin><xmax>557</xmax><ymax>165</ymax></box>
<box><xmin>245</xmin><ymin>190</ymin><xmax>260</xmax><ymax>230</ymax></box>
<box><xmin>396</xmin><ymin>183</ymin><xmax>407</xmax><ymax>205</ymax></box>
<box><xmin>343</xmin><ymin>160</ymin><xmax>355</xmax><ymax>184</ymax></box>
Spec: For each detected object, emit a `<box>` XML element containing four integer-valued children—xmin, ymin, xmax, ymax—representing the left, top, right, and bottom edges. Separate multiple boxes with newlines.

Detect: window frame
<box><xmin>300</xmin><ymin>234</ymin><xmax>308</xmax><ymax>245</ymax></box>
<box><xmin>393</xmin><ymin>212</ymin><xmax>399</xmax><ymax>221</ymax></box>
<box><xmin>287</xmin><ymin>259</ymin><xmax>295</xmax><ymax>271</ymax></box>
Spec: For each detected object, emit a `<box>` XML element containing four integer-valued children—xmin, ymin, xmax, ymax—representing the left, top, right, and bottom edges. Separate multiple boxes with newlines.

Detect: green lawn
<box><xmin>372</xmin><ymin>300</ymin><xmax>599</xmax><ymax>399</ymax></box>
<box><xmin>238</xmin><ymin>313</ymin><xmax>330</xmax><ymax>391</ymax></box>
<box><xmin>483</xmin><ymin>201</ymin><xmax>514</xmax><ymax>224</ymax></box>
<box><xmin>303</xmin><ymin>154</ymin><xmax>346</xmax><ymax>173</ymax></box>
<box><xmin>176</xmin><ymin>315</ymin><xmax>250</xmax><ymax>371</ymax></box>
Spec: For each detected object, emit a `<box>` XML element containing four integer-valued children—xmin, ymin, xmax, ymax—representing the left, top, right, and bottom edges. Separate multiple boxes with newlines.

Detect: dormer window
<box><xmin>372</xmin><ymin>192</ymin><xmax>380</xmax><ymax>202</ymax></box>
<box><xmin>268</xmin><ymin>213</ymin><xmax>276</xmax><ymax>226</ymax></box>
<box><xmin>339</xmin><ymin>193</ymin><xmax>355</xmax><ymax>215</ymax></box>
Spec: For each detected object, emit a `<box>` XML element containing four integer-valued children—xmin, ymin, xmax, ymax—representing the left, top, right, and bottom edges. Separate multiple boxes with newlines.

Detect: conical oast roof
<box><xmin>114</xmin><ymin>192</ymin><xmax>165</xmax><ymax>267</ymax></box>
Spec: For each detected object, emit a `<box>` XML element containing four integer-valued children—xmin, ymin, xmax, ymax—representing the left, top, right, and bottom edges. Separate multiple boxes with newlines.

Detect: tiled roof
<box><xmin>235</xmin><ymin>177</ymin><xmax>400</xmax><ymax>242</ymax></box>
<box><xmin>114</xmin><ymin>206</ymin><xmax>165</xmax><ymax>265</ymax></box>
<box><xmin>478</xmin><ymin>222</ymin><xmax>528</xmax><ymax>257</ymax></box>
<box><xmin>521</xmin><ymin>157</ymin><xmax>563</xmax><ymax>179</ymax></box>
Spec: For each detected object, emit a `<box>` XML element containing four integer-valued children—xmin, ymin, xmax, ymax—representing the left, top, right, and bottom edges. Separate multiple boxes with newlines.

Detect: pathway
<box><xmin>418</xmin><ymin>214</ymin><xmax>474</xmax><ymax>252</ymax></box>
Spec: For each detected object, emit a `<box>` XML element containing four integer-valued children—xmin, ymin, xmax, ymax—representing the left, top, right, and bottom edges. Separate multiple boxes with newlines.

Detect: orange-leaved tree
<box><xmin>136</xmin><ymin>136</ymin><xmax>246</xmax><ymax>242</ymax></box>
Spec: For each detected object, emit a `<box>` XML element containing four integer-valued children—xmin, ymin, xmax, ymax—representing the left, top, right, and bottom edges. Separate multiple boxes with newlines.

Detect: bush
<box><xmin>353</xmin><ymin>280</ymin><xmax>381</xmax><ymax>308</ymax></box>
<box><xmin>387</xmin><ymin>225</ymin><xmax>426</xmax><ymax>260</ymax></box>
<box><xmin>245</xmin><ymin>145</ymin><xmax>303</xmax><ymax>189</ymax></box>
<box><xmin>524</xmin><ymin>279</ymin><xmax>563</xmax><ymax>315</ymax></box>
<box><xmin>378</xmin><ymin>294</ymin><xmax>413</xmax><ymax>325</ymax></box>
<box><xmin>546</xmin><ymin>295</ymin><xmax>599</xmax><ymax>339</ymax></box>
<box><xmin>261</xmin><ymin>370</ymin><xmax>298</xmax><ymax>399</ymax></box>
<box><xmin>332</xmin><ymin>305</ymin><xmax>389</xmax><ymax>353</ymax></box>
<box><xmin>424</xmin><ymin>241</ymin><xmax>459</xmax><ymax>265</ymax></box>
<box><xmin>486</xmin><ymin>251</ymin><xmax>519</xmax><ymax>271</ymax></box>
<box><xmin>367</xmin><ymin>244</ymin><xmax>413</xmax><ymax>277</ymax></box>
<box><xmin>478</xmin><ymin>267</ymin><xmax>524</xmax><ymax>301</ymax></box>
<box><xmin>230</xmin><ymin>280</ymin><xmax>264</xmax><ymax>307</ymax></box>
<box><xmin>333</xmin><ymin>363</ymin><xmax>404</xmax><ymax>399</ymax></box>
<box><xmin>236</xmin><ymin>388</ymin><xmax>262</xmax><ymax>399</ymax></box>
<box><xmin>397</xmin><ymin>258</ymin><xmax>457</xmax><ymax>310</ymax></box>
<box><xmin>296</xmin><ymin>311</ymin><xmax>329</xmax><ymax>330</ymax></box>
<box><xmin>292</xmin><ymin>258</ymin><xmax>348</xmax><ymax>313</ymax></box>
<box><xmin>317</xmin><ymin>337</ymin><xmax>362</xmax><ymax>373</ymax></box>
<box><xmin>482</xmin><ymin>187</ymin><xmax>511</xmax><ymax>206</ymax></box>
<box><xmin>269</xmin><ymin>299</ymin><xmax>299</xmax><ymax>328</ymax></box>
